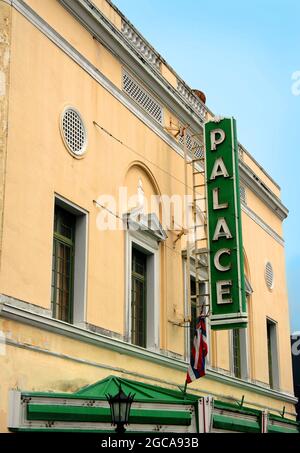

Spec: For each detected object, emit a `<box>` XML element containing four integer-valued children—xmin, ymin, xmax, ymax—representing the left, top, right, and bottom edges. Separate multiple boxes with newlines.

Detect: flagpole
<box><xmin>183</xmin><ymin>379</ymin><xmax>188</xmax><ymax>396</ymax></box>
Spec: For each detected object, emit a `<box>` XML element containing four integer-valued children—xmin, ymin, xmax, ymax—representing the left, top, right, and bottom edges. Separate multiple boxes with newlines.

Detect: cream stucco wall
<box><xmin>0</xmin><ymin>1</ymin><xmax>11</xmax><ymax>272</ymax></box>
<box><xmin>0</xmin><ymin>318</ymin><xmax>296</xmax><ymax>433</ymax></box>
<box><xmin>0</xmin><ymin>0</ymin><xmax>295</xmax><ymax>433</ymax></box>
<box><xmin>0</xmin><ymin>6</ymin><xmax>192</xmax><ymax>345</ymax></box>
<box><xmin>242</xmin><ymin>211</ymin><xmax>292</xmax><ymax>391</ymax></box>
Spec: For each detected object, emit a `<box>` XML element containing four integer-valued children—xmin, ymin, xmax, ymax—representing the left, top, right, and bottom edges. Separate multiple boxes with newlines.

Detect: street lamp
<box><xmin>106</xmin><ymin>385</ymin><xmax>135</xmax><ymax>433</ymax></box>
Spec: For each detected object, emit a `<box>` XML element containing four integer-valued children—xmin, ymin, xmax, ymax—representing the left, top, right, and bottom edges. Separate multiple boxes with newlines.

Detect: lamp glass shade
<box><xmin>106</xmin><ymin>386</ymin><xmax>135</xmax><ymax>427</ymax></box>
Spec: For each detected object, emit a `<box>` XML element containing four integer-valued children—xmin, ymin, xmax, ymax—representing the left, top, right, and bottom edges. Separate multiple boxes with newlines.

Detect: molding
<box><xmin>239</xmin><ymin>143</ymin><xmax>281</xmax><ymax>191</ymax></box>
<box><xmin>118</xmin><ymin>6</ymin><xmax>208</xmax><ymax>121</ymax></box>
<box><xmin>84</xmin><ymin>322</ymin><xmax>123</xmax><ymax>341</ymax></box>
<box><xmin>0</xmin><ymin>296</ymin><xmax>297</xmax><ymax>405</ymax></box>
<box><xmin>124</xmin><ymin>225</ymin><xmax>161</xmax><ymax>350</ymax></box>
<box><xmin>0</xmin><ymin>294</ymin><xmax>51</xmax><ymax>317</ymax></box>
<box><xmin>241</xmin><ymin>203</ymin><xmax>285</xmax><ymax>246</ymax></box>
<box><xmin>123</xmin><ymin>212</ymin><xmax>168</xmax><ymax>243</ymax></box>
<box><xmin>121</xmin><ymin>19</ymin><xmax>161</xmax><ymax>71</ymax></box>
<box><xmin>1</xmin><ymin>296</ymin><xmax>182</xmax><ymax>369</ymax></box>
<box><xmin>58</xmin><ymin>0</ymin><xmax>205</xmax><ymax>131</ymax></box>
<box><xmin>177</xmin><ymin>80</ymin><xmax>207</xmax><ymax>119</ymax></box>
<box><xmin>239</xmin><ymin>161</ymin><xmax>288</xmax><ymax>220</ymax></box>
<box><xmin>205</xmin><ymin>368</ymin><xmax>297</xmax><ymax>405</ymax></box>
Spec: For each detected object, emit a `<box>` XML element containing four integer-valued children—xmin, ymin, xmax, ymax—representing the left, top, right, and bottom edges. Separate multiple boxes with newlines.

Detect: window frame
<box><xmin>125</xmin><ymin>227</ymin><xmax>160</xmax><ymax>351</ymax></box>
<box><xmin>131</xmin><ymin>247</ymin><xmax>148</xmax><ymax>348</ymax></box>
<box><xmin>232</xmin><ymin>329</ymin><xmax>242</xmax><ymax>379</ymax></box>
<box><xmin>229</xmin><ymin>325</ymin><xmax>249</xmax><ymax>380</ymax></box>
<box><xmin>266</xmin><ymin>318</ymin><xmax>280</xmax><ymax>390</ymax></box>
<box><xmin>51</xmin><ymin>207</ymin><xmax>76</xmax><ymax>323</ymax></box>
<box><xmin>51</xmin><ymin>195</ymin><xmax>88</xmax><ymax>326</ymax></box>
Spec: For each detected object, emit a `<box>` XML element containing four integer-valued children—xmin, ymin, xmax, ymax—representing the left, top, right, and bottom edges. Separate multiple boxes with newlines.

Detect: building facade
<box><xmin>291</xmin><ymin>333</ymin><xmax>300</xmax><ymax>421</ymax></box>
<box><xmin>0</xmin><ymin>0</ymin><xmax>298</xmax><ymax>433</ymax></box>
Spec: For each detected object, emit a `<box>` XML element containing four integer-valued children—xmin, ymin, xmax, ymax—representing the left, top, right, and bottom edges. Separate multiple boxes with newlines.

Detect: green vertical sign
<box><xmin>205</xmin><ymin>118</ymin><xmax>247</xmax><ymax>330</ymax></box>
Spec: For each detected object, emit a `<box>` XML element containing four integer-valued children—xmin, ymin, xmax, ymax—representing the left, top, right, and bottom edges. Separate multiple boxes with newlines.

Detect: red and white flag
<box><xmin>186</xmin><ymin>316</ymin><xmax>208</xmax><ymax>383</ymax></box>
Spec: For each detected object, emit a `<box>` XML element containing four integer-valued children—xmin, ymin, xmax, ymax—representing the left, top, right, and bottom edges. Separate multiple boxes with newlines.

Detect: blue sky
<box><xmin>113</xmin><ymin>0</ymin><xmax>300</xmax><ymax>332</ymax></box>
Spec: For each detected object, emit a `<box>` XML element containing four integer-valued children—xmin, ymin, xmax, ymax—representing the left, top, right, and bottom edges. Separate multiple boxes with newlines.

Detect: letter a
<box><xmin>210</xmin><ymin>157</ymin><xmax>229</xmax><ymax>180</ymax></box>
<box><xmin>213</xmin><ymin>218</ymin><xmax>233</xmax><ymax>241</ymax></box>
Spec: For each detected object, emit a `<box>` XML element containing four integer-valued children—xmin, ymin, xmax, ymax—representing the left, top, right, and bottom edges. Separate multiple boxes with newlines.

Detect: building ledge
<box><xmin>239</xmin><ymin>160</ymin><xmax>288</xmax><ymax>220</ymax></box>
<box><xmin>0</xmin><ymin>295</ymin><xmax>297</xmax><ymax>406</ymax></box>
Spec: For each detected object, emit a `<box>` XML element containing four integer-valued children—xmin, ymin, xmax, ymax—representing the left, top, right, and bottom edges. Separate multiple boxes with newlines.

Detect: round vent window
<box><xmin>265</xmin><ymin>262</ymin><xmax>274</xmax><ymax>290</ymax></box>
<box><xmin>60</xmin><ymin>107</ymin><xmax>87</xmax><ymax>157</ymax></box>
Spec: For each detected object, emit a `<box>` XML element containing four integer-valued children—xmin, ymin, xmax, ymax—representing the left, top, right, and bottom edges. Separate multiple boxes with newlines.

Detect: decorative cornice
<box><xmin>121</xmin><ymin>19</ymin><xmax>161</xmax><ymax>71</ymax></box>
<box><xmin>115</xmin><ymin>3</ymin><xmax>208</xmax><ymax>121</ymax></box>
<box><xmin>239</xmin><ymin>143</ymin><xmax>281</xmax><ymax>191</ymax></box>
<box><xmin>123</xmin><ymin>212</ymin><xmax>168</xmax><ymax>242</ymax></box>
<box><xmin>177</xmin><ymin>80</ymin><xmax>207</xmax><ymax>120</ymax></box>
<box><xmin>58</xmin><ymin>0</ymin><xmax>206</xmax><ymax>130</ymax></box>
<box><xmin>0</xmin><ymin>296</ymin><xmax>297</xmax><ymax>405</ymax></box>
<box><xmin>119</xmin><ymin>17</ymin><xmax>205</xmax><ymax>121</ymax></box>
<box><xmin>11</xmin><ymin>0</ymin><xmax>287</xmax><ymax>221</ymax></box>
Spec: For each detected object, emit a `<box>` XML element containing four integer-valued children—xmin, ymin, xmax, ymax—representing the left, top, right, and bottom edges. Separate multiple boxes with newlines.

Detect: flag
<box><xmin>186</xmin><ymin>316</ymin><xmax>208</xmax><ymax>383</ymax></box>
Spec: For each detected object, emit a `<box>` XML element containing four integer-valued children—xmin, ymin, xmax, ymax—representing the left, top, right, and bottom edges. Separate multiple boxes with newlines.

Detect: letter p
<box><xmin>210</xmin><ymin>128</ymin><xmax>226</xmax><ymax>151</ymax></box>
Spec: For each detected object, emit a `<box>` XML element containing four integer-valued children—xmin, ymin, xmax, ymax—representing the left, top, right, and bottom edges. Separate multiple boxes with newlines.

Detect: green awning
<box><xmin>9</xmin><ymin>375</ymin><xmax>300</xmax><ymax>433</ymax></box>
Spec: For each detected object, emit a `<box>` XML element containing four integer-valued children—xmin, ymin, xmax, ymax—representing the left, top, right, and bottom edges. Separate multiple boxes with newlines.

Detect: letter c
<box><xmin>214</xmin><ymin>248</ymin><xmax>231</xmax><ymax>272</ymax></box>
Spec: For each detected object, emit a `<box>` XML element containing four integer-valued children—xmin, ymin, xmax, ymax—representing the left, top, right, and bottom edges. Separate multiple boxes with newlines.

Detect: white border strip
<box><xmin>1</xmin><ymin>298</ymin><xmax>297</xmax><ymax>405</ymax></box>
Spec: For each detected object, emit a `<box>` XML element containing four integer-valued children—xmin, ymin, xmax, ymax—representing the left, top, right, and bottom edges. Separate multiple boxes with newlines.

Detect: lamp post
<box><xmin>106</xmin><ymin>385</ymin><xmax>135</xmax><ymax>433</ymax></box>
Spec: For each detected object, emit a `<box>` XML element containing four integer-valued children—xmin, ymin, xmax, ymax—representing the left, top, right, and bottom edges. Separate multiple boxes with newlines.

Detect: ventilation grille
<box><xmin>265</xmin><ymin>262</ymin><xmax>274</xmax><ymax>289</ymax></box>
<box><xmin>240</xmin><ymin>185</ymin><xmax>246</xmax><ymax>204</ymax></box>
<box><xmin>122</xmin><ymin>71</ymin><xmax>163</xmax><ymax>124</ymax></box>
<box><xmin>178</xmin><ymin>131</ymin><xmax>204</xmax><ymax>159</ymax></box>
<box><xmin>61</xmin><ymin>108</ymin><xmax>87</xmax><ymax>156</ymax></box>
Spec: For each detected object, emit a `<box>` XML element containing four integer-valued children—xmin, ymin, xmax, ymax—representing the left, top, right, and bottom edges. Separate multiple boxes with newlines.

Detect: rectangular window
<box><xmin>267</xmin><ymin>319</ymin><xmax>279</xmax><ymax>389</ymax></box>
<box><xmin>131</xmin><ymin>248</ymin><xmax>147</xmax><ymax>347</ymax></box>
<box><xmin>232</xmin><ymin>329</ymin><xmax>242</xmax><ymax>378</ymax></box>
<box><xmin>51</xmin><ymin>206</ymin><xmax>75</xmax><ymax>323</ymax></box>
<box><xmin>126</xmin><ymin>228</ymin><xmax>160</xmax><ymax>351</ymax></box>
<box><xmin>267</xmin><ymin>323</ymin><xmax>273</xmax><ymax>388</ymax></box>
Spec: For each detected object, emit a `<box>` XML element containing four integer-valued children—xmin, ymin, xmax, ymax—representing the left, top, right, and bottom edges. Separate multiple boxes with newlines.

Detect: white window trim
<box><xmin>125</xmin><ymin>228</ymin><xmax>160</xmax><ymax>352</ymax></box>
<box><xmin>53</xmin><ymin>194</ymin><xmax>88</xmax><ymax>327</ymax></box>
<box><xmin>266</xmin><ymin>317</ymin><xmax>280</xmax><ymax>390</ymax></box>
